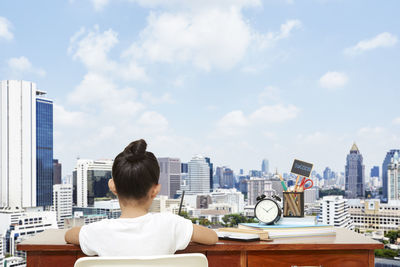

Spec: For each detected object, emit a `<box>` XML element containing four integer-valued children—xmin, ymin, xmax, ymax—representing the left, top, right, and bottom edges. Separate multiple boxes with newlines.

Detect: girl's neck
<box><xmin>118</xmin><ymin>198</ymin><xmax>151</xmax><ymax>219</ymax></box>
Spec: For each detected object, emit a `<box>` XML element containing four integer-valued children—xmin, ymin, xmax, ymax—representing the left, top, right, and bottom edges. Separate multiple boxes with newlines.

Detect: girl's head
<box><xmin>110</xmin><ymin>139</ymin><xmax>160</xmax><ymax>202</ymax></box>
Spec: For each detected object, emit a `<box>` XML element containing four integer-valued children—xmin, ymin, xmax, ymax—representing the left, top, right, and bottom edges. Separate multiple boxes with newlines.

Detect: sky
<box><xmin>1</xmin><ymin>0</ymin><xmax>399</xmax><ymax>177</ymax></box>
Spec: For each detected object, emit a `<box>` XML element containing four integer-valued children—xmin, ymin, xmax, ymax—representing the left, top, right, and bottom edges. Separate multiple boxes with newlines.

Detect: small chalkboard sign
<box><xmin>291</xmin><ymin>159</ymin><xmax>313</xmax><ymax>178</ymax></box>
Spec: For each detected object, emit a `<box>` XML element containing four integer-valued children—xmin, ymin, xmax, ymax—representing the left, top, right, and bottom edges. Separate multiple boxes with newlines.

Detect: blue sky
<box><xmin>1</xmin><ymin>0</ymin><xmax>399</xmax><ymax>177</ymax></box>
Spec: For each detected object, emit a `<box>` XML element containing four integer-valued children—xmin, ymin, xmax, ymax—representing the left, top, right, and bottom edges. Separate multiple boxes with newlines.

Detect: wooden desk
<box><xmin>17</xmin><ymin>228</ymin><xmax>383</xmax><ymax>267</ymax></box>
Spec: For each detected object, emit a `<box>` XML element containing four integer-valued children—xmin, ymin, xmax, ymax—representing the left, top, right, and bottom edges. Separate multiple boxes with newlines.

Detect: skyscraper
<box><xmin>382</xmin><ymin>149</ymin><xmax>400</xmax><ymax>202</ymax></box>
<box><xmin>370</xmin><ymin>166</ymin><xmax>379</xmax><ymax>178</ymax></box>
<box><xmin>204</xmin><ymin>157</ymin><xmax>214</xmax><ymax>192</ymax></box>
<box><xmin>158</xmin><ymin>157</ymin><xmax>181</xmax><ymax>198</ymax></box>
<box><xmin>36</xmin><ymin>95</ymin><xmax>54</xmax><ymax>206</ymax></box>
<box><xmin>74</xmin><ymin>159</ymin><xmax>113</xmax><ymax>207</ymax></box>
<box><xmin>215</xmin><ymin>166</ymin><xmax>224</xmax><ymax>188</ymax></box>
<box><xmin>261</xmin><ymin>159</ymin><xmax>269</xmax><ymax>174</ymax></box>
<box><xmin>53</xmin><ymin>159</ymin><xmax>62</xmax><ymax>185</ymax></box>
<box><xmin>187</xmin><ymin>155</ymin><xmax>210</xmax><ymax>194</ymax></box>
<box><xmin>221</xmin><ymin>168</ymin><xmax>234</xmax><ymax>189</ymax></box>
<box><xmin>323</xmin><ymin>167</ymin><xmax>332</xmax><ymax>180</ymax></box>
<box><xmin>247</xmin><ymin>178</ymin><xmax>274</xmax><ymax>205</ymax></box>
<box><xmin>345</xmin><ymin>143</ymin><xmax>365</xmax><ymax>198</ymax></box>
<box><xmin>0</xmin><ymin>80</ymin><xmax>53</xmax><ymax>208</ymax></box>
<box><xmin>387</xmin><ymin>152</ymin><xmax>400</xmax><ymax>204</ymax></box>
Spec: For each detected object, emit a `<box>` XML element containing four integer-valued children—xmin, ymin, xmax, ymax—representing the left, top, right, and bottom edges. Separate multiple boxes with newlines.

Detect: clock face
<box><xmin>255</xmin><ymin>199</ymin><xmax>279</xmax><ymax>224</ymax></box>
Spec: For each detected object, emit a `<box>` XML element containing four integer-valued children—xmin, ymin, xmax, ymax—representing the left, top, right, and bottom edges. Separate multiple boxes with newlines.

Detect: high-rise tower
<box><xmin>36</xmin><ymin>95</ymin><xmax>53</xmax><ymax>206</ymax></box>
<box><xmin>158</xmin><ymin>157</ymin><xmax>181</xmax><ymax>199</ymax></box>
<box><xmin>0</xmin><ymin>80</ymin><xmax>53</xmax><ymax>208</ymax></box>
<box><xmin>345</xmin><ymin>143</ymin><xmax>365</xmax><ymax>198</ymax></box>
<box><xmin>205</xmin><ymin>157</ymin><xmax>213</xmax><ymax>192</ymax></box>
<box><xmin>387</xmin><ymin>152</ymin><xmax>400</xmax><ymax>204</ymax></box>
<box><xmin>382</xmin><ymin>149</ymin><xmax>400</xmax><ymax>202</ymax></box>
<box><xmin>187</xmin><ymin>155</ymin><xmax>210</xmax><ymax>194</ymax></box>
<box><xmin>261</xmin><ymin>159</ymin><xmax>269</xmax><ymax>174</ymax></box>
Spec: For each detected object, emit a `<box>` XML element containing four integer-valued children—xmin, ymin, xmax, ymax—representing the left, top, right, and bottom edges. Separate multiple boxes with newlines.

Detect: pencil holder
<box><xmin>283</xmin><ymin>192</ymin><xmax>304</xmax><ymax>217</ymax></box>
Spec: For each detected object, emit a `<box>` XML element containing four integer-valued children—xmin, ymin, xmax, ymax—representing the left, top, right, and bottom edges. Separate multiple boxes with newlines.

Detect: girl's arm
<box><xmin>191</xmin><ymin>224</ymin><xmax>218</xmax><ymax>245</ymax></box>
<box><xmin>65</xmin><ymin>226</ymin><xmax>81</xmax><ymax>245</ymax></box>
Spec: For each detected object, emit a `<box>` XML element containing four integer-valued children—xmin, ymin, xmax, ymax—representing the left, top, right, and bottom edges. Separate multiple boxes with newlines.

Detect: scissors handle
<box><xmin>302</xmin><ymin>179</ymin><xmax>313</xmax><ymax>190</ymax></box>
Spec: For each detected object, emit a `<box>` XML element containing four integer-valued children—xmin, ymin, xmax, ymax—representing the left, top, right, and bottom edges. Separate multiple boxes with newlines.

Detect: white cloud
<box><xmin>53</xmin><ymin>104</ymin><xmax>87</xmax><ymax>127</ymax></box>
<box><xmin>357</xmin><ymin>126</ymin><xmax>385</xmax><ymax>136</ymax></box>
<box><xmin>69</xmin><ymin>26</ymin><xmax>148</xmax><ymax>81</ymax></box>
<box><xmin>0</xmin><ymin>16</ymin><xmax>13</xmax><ymax>40</ymax></box>
<box><xmin>215</xmin><ymin>104</ymin><xmax>299</xmax><ymax>137</ymax></box>
<box><xmin>69</xmin><ymin>26</ymin><xmax>118</xmax><ymax>72</ymax></box>
<box><xmin>259</xmin><ymin>86</ymin><xmax>280</xmax><ymax>102</ymax></box>
<box><xmin>216</xmin><ymin>110</ymin><xmax>248</xmax><ymax>136</ymax></box>
<box><xmin>68</xmin><ymin>72</ymin><xmax>145</xmax><ymax>117</ymax></box>
<box><xmin>91</xmin><ymin>0</ymin><xmax>110</xmax><ymax>11</ymax></box>
<box><xmin>254</xmin><ymin>19</ymin><xmax>302</xmax><ymax>50</ymax></box>
<box><xmin>7</xmin><ymin>56</ymin><xmax>46</xmax><ymax>77</ymax></box>
<box><xmin>90</xmin><ymin>0</ymin><xmax>261</xmax><ymax>10</ymax></box>
<box><xmin>345</xmin><ymin>32</ymin><xmax>398</xmax><ymax>55</ymax></box>
<box><xmin>119</xmin><ymin>1</ymin><xmax>301</xmax><ymax>71</ymax></box>
<box><xmin>319</xmin><ymin>71</ymin><xmax>348</xmax><ymax>89</ymax></box>
<box><xmin>393</xmin><ymin>117</ymin><xmax>400</xmax><ymax>125</ymax></box>
<box><xmin>137</xmin><ymin>111</ymin><xmax>169</xmax><ymax>133</ymax></box>
<box><xmin>250</xmin><ymin>104</ymin><xmax>299</xmax><ymax>123</ymax></box>
<box><xmin>124</xmin><ymin>9</ymin><xmax>252</xmax><ymax>71</ymax></box>
<box><xmin>141</xmin><ymin>91</ymin><xmax>174</xmax><ymax>105</ymax></box>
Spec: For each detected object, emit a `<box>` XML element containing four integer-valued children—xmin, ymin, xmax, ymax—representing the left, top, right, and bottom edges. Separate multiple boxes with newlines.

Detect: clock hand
<box><xmin>262</xmin><ymin>207</ymin><xmax>273</xmax><ymax>213</ymax></box>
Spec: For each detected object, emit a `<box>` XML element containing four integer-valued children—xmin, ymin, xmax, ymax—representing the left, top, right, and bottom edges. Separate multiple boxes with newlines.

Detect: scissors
<box><xmin>296</xmin><ymin>177</ymin><xmax>313</xmax><ymax>192</ymax></box>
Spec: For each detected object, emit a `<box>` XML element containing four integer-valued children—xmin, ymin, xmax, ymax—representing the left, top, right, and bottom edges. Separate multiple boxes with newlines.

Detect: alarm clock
<box><xmin>254</xmin><ymin>194</ymin><xmax>282</xmax><ymax>225</ymax></box>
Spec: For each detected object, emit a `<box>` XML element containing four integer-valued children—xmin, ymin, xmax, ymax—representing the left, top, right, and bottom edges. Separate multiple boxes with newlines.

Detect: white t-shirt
<box><xmin>79</xmin><ymin>212</ymin><xmax>193</xmax><ymax>256</ymax></box>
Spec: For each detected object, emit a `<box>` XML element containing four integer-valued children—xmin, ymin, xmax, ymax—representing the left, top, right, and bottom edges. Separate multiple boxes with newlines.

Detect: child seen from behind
<box><xmin>65</xmin><ymin>139</ymin><xmax>218</xmax><ymax>256</ymax></box>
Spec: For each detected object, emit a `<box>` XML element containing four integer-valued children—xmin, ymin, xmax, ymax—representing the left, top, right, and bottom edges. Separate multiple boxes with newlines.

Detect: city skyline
<box><xmin>0</xmin><ymin>1</ymin><xmax>399</xmax><ymax>176</ymax></box>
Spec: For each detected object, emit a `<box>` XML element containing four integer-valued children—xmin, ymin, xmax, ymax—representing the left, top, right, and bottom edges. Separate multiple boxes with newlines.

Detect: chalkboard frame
<box><xmin>290</xmin><ymin>159</ymin><xmax>313</xmax><ymax>178</ymax></box>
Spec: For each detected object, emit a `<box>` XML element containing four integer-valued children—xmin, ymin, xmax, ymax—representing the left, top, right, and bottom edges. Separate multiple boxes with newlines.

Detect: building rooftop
<box><xmin>350</xmin><ymin>142</ymin><xmax>359</xmax><ymax>152</ymax></box>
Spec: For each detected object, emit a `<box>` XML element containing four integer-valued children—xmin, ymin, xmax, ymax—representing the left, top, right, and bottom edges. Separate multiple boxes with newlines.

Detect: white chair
<box><xmin>74</xmin><ymin>253</ymin><xmax>208</xmax><ymax>267</ymax></box>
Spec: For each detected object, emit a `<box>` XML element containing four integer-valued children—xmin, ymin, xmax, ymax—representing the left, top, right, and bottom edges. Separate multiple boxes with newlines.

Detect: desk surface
<box><xmin>18</xmin><ymin>227</ymin><xmax>383</xmax><ymax>252</ymax></box>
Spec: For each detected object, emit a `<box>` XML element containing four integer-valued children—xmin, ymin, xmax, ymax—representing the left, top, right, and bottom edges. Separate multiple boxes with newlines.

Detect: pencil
<box><xmin>278</xmin><ymin>174</ymin><xmax>288</xmax><ymax>192</ymax></box>
<box><xmin>294</xmin><ymin>175</ymin><xmax>300</xmax><ymax>192</ymax></box>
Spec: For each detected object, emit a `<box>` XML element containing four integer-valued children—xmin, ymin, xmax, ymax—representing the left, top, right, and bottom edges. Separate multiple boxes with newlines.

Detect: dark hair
<box><xmin>112</xmin><ymin>139</ymin><xmax>160</xmax><ymax>200</ymax></box>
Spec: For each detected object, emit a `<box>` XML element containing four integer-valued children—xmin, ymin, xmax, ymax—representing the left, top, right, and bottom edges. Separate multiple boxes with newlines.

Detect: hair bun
<box><xmin>123</xmin><ymin>139</ymin><xmax>147</xmax><ymax>162</ymax></box>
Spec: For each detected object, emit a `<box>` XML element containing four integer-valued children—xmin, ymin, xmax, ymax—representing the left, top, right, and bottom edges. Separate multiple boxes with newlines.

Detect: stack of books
<box><xmin>238</xmin><ymin>217</ymin><xmax>335</xmax><ymax>239</ymax></box>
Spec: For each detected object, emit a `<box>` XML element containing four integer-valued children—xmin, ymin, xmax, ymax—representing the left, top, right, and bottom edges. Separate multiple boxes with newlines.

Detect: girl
<box><xmin>65</xmin><ymin>139</ymin><xmax>218</xmax><ymax>256</ymax></box>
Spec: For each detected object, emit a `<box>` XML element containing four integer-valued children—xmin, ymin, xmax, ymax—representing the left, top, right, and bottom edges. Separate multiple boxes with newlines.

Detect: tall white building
<box><xmin>0</xmin><ymin>80</ymin><xmax>37</xmax><ymax>208</ymax></box>
<box><xmin>318</xmin><ymin>195</ymin><xmax>354</xmax><ymax>230</ymax></box>
<box><xmin>74</xmin><ymin>159</ymin><xmax>113</xmax><ymax>207</ymax></box>
<box><xmin>247</xmin><ymin>177</ymin><xmax>275</xmax><ymax>206</ymax></box>
<box><xmin>53</xmin><ymin>184</ymin><xmax>72</xmax><ymax>228</ymax></box>
<box><xmin>387</xmin><ymin>152</ymin><xmax>400</xmax><ymax>204</ymax></box>
<box><xmin>304</xmin><ymin>188</ymin><xmax>319</xmax><ymax>204</ymax></box>
<box><xmin>210</xmin><ymin>188</ymin><xmax>245</xmax><ymax>214</ymax></box>
<box><xmin>158</xmin><ymin>158</ymin><xmax>181</xmax><ymax>199</ymax></box>
<box><xmin>187</xmin><ymin>156</ymin><xmax>210</xmax><ymax>194</ymax></box>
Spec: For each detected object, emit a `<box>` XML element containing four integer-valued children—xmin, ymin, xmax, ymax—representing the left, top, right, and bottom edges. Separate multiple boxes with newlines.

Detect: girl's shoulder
<box><xmin>149</xmin><ymin>212</ymin><xmax>182</xmax><ymax>220</ymax></box>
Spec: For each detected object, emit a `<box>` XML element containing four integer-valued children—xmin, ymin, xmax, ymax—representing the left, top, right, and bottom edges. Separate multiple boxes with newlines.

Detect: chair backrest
<box><xmin>74</xmin><ymin>253</ymin><xmax>208</xmax><ymax>267</ymax></box>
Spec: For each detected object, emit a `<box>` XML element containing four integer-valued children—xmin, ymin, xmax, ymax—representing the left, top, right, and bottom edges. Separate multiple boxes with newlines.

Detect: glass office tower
<box><xmin>36</xmin><ymin>98</ymin><xmax>53</xmax><ymax>206</ymax></box>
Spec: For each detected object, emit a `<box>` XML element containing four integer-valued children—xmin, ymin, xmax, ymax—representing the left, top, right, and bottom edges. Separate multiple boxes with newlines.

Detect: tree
<box><xmin>375</xmin><ymin>249</ymin><xmax>399</xmax><ymax>259</ymax></box>
<box><xmin>384</xmin><ymin>230</ymin><xmax>400</xmax><ymax>244</ymax></box>
<box><xmin>222</xmin><ymin>214</ymin><xmax>257</xmax><ymax>227</ymax></box>
<box><xmin>179</xmin><ymin>211</ymin><xmax>191</xmax><ymax>220</ymax></box>
<box><xmin>319</xmin><ymin>188</ymin><xmax>345</xmax><ymax>198</ymax></box>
